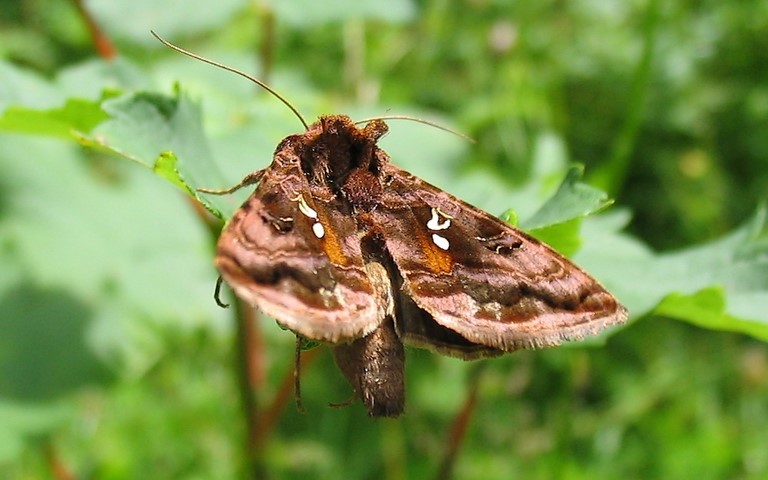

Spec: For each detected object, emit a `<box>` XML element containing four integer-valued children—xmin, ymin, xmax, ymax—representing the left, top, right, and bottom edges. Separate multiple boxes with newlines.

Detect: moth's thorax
<box><xmin>293</xmin><ymin>115</ymin><xmax>389</xmax><ymax>212</ymax></box>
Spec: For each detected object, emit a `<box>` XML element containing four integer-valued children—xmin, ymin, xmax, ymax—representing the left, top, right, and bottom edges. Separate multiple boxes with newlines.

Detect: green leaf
<box><xmin>84</xmin><ymin>89</ymin><xmax>229</xmax><ymax>216</ymax></box>
<box><xmin>152</xmin><ymin>151</ymin><xmax>188</xmax><ymax>190</ymax></box>
<box><xmin>90</xmin><ymin>91</ymin><xmax>193</xmax><ymax>168</ymax></box>
<box><xmin>84</xmin><ymin>0</ymin><xmax>246</xmax><ymax>44</ymax></box>
<box><xmin>654</xmin><ymin>286</ymin><xmax>768</xmax><ymax>343</ymax></box>
<box><xmin>499</xmin><ymin>208</ymin><xmax>519</xmax><ymax>227</ymax></box>
<box><xmin>152</xmin><ymin>151</ymin><xmax>223</xmax><ymax>219</ymax></box>
<box><xmin>520</xmin><ymin>165</ymin><xmax>614</xmax><ymax>256</ymax></box>
<box><xmin>0</xmin><ymin>98</ymin><xmax>108</xmax><ymax>137</ymax></box>
<box><xmin>0</xmin><ymin>283</ymin><xmax>114</xmax><ymax>400</ymax></box>
<box><xmin>55</xmin><ymin>57</ymin><xmax>150</xmax><ymax>99</ymax></box>
<box><xmin>576</xmin><ymin>206</ymin><xmax>768</xmax><ymax>340</ymax></box>
<box><xmin>0</xmin><ymin>60</ymin><xmax>63</xmax><ymax>111</ymax></box>
<box><xmin>524</xmin><ymin>164</ymin><xmax>613</xmax><ymax>230</ymax></box>
<box><xmin>528</xmin><ymin>218</ymin><xmax>583</xmax><ymax>258</ymax></box>
<box><xmin>0</xmin><ymin>133</ymin><xmax>225</xmax><ymax>378</ymax></box>
<box><xmin>0</xmin><ymin>401</ymin><xmax>70</xmax><ymax>464</ymax></box>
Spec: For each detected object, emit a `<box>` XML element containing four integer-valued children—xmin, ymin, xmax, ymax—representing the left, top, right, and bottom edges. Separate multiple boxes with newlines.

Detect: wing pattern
<box><xmin>373</xmin><ymin>164</ymin><xmax>627</xmax><ymax>356</ymax></box>
<box><xmin>215</xmin><ymin>150</ymin><xmax>388</xmax><ymax>343</ymax></box>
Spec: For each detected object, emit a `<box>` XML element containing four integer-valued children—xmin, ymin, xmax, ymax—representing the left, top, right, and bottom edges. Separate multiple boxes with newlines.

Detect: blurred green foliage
<box><xmin>1</xmin><ymin>0</ymin><xmax>767</xmax><ymax>478</ymax></box>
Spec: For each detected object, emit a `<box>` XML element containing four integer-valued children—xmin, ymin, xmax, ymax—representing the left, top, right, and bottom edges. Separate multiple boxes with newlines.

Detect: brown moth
<box><xmin>213</xmin><ymin>115</ymin><xmax>628</xmax><ymax>416</ymax></box>
<box><xmin>154</xmin><ymin>33</ymin><xmax>628</xmax><ymax>417</ymax></box>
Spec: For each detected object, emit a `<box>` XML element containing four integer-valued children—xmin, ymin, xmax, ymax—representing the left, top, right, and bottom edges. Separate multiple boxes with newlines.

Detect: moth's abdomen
<box><xmin>332</xmin><ymin>318</ymin><xmax>405</xmax><ymax>417</ymax></box>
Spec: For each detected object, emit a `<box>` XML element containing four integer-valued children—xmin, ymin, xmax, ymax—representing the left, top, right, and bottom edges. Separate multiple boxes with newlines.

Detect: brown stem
<box><xmin>293</xmin><ymin>338</ymin><xmax>306</xmax><ymax>414</ymax></box>
<box><xmin>70</xmin><ymin>0</ymin><xmax>116</xmax><ymax>59</ymax></box>
<box><xmin>185</xmin><ymin>194</ymin><xmax>267</xmax><ymax>476</ymax></box>
<box><xmin>257</xmin><ymin>5</ymin><xmax>276</xmax><ymax>86</ymax></box>
<box><xmin>232</xmin><ymin>297</ymin><xmax>266</xmax><ymax>476</ymax></box>
<box><xmin>45</xmin><ymin>441</ymin><xmax>73</xmax><ymax>480</ymax></box>
<box><xmin>434</xmin><ymin>366</ymin><xmax>484</xmax><ymax>480</ymax></box>
<box><xmin>253</xmin><ymin>347</ymin><xmax>321</xmax><ymax>451</ymax></box>
<box><xmin>186</xmin><ymin>195</ymin><xmax>224</xmax><ymax>233</ymax></box>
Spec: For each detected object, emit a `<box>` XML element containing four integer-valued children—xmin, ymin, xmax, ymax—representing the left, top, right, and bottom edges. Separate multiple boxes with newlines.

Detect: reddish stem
<box><xmin>70</xmin><ymin>0</ymin><xmax>116</xmax><ymax>59</ymax></box>
<box><xmin>45</xmin><ymin>442</ymin><xmax>73</xmax><ymax>480</ymax></box>
<box><xmin>233</xmin><ymin>298</ymin><xmax>264</xmax><ymax>447</ymax></box>
<box><xmin>253</xmin><ymin>347</ymin><xmax>320</xmax><ymax>451</ymax></box>
<box><xmin>185</xmin><ymin>195</ymin><xmax>268</xmax><ymax>475</ymax></box>
<box><xmin>435</xmin><ymin>369</ymin><xmax>483</xmax><ymax>480</ymax></box>
<box><xmin>257</xmin><ymin>6</ymin><xmax>276</xmax><ymax>86</ymax></box>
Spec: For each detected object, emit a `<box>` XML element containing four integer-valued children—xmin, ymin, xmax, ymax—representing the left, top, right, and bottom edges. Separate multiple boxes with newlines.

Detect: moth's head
<box><xmin>318</xmin><ymin>115</ymin><xmax>357</xmax><ymax>137</ymax></box>
<box><xmin>317</xmin><ymin>115</ymin><xmax>388</xmax><ymax>144</ymax></box>
<box><xmin>286</xmin><ymin>115</ymin><xmax>387</xmax><ymax>210</ymax></box>
<box><xmin>297</xmin><ymin>115</ymin><xmax>388</xmax><ymax>180</ymax></box>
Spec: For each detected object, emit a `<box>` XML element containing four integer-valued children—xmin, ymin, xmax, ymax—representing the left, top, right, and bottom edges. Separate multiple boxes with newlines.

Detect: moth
<box><xmin>154</xmin><ymin>33</ymin><xmax>628</xmax><ymax>417</ymax></box>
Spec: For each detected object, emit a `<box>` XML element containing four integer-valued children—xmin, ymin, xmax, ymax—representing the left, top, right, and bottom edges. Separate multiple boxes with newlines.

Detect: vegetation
<box><xmin>1</xmin><ymin>0</ymin><xmax>767</xmax><ymax>478</ymax></box>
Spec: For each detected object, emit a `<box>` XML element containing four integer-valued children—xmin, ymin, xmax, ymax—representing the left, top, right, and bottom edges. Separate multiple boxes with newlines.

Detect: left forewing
<box><xmin>215</xmin><ymin>162</ymin><xmax>386</xmax><ymax>343</ymax></box>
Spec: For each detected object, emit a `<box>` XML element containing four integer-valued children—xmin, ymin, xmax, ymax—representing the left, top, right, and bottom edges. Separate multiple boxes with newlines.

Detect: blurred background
<box><xmin>1</xmin><ymin>0</ymin><xmax>767</xmax><ymax>478</ymax></box>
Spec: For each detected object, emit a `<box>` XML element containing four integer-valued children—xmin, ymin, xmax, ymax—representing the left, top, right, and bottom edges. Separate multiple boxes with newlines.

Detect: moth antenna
<box><xmin>354</xmin><ymin>115</ymin><xmax>475</xmax><ymax>143</ymax></box>
<box><xmin>213</xmin><ymin>276</ymin><xmax>230</xmax><ymax>308</ymax></box>
<box><xmin>151</xmin><ymin>30</ymin><xmax>309</xmax><ymax>131</ymax></box>
<box><xmin>294</xmin><ymin>337</ymin><xmax>306</xmax><ymax>414</ymax></box>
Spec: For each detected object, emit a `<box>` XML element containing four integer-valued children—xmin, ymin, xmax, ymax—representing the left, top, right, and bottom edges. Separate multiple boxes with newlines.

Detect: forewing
<box><xmin>374</xmin><ymin>165</ymin><xmax>627</xmax><ymax>356</ymax></box>
<box><xmin>215</xmin><ymin>155</ymin><xmax>386</xmax><ymax>343</ymax></box>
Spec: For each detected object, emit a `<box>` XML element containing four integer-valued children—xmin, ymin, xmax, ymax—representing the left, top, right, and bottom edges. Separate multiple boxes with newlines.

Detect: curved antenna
<box><xmin>151</xmin><ymin>30</ymin><xmax>309</xmax><ymax>131</ymax></box>
<box><xmin>354</xmin><ymin>115</ymin><xmax>475</xmax><ymax>143</ymax></box>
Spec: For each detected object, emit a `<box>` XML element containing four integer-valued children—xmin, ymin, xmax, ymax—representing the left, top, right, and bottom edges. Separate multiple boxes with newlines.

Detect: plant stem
<box><xmin>257</xmin><ymin>5</ymin><xmax>276</xmax><ymax>87</ymax></box>
<box><xmin>591</xmin><ymin>0</ymin><xmax>661</xmax><ymax>194</ymax></box>
<box><xmin>45</xmin><ymin>441</ymin><xmax>73</xmax><ymax>480</ymax></box>
<box><xmin>435</xmin><ymin>366</ymin><xmax>483</xmax><ymax>480</ymax></box>
<box><xmin>70</xmin><ymin>0</ymin><xmax>116</xmax><ymax>59</ymax></box>
<box><xmin>232</xmin><ymin>297</ymin><xmax>267</xmax><ymax>477</ymax></box>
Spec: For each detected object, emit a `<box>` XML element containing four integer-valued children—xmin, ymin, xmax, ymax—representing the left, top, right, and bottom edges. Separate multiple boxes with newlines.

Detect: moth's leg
<box><xmin>213</xmin><ymin>276</ymin><xmax>230</xmax><ymax>308</ymax></box>
<box><xmin>294</xmin><ymin>336</ymin><xmax>306</xmax><ymax>414</ymax></box>
<box><xmin>197</xmin><ymin>169</ymin><xmax>265</xmax><ymax>195</ymax></box>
